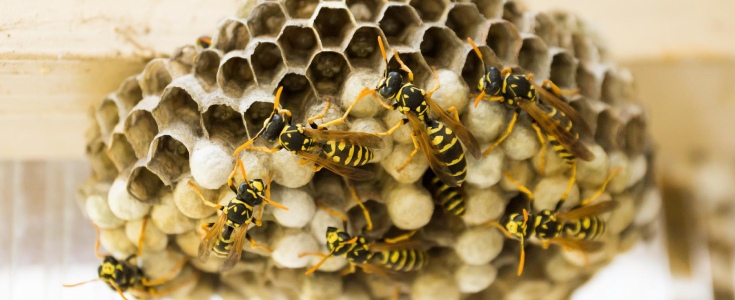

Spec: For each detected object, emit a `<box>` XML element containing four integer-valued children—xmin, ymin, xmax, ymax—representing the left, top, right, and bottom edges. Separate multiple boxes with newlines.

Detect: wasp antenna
<box><xmin>473</xmin><ymin>90</ymin><xmax>486</xmax><ymax>108</ymax></box>
<box><xmin>467</xmin><ymin>37</ymin><xmax>485</xmax><ymax>67</ymax></box>
<box><xmin>62</xmin><ymin>278</ymin><xmax>100</xmax><ymax>288</ymax></box>
<box><xmin>517</xmin><ymin>236</ymin><xmax>526</xmax><ymax>276</ymax></box>
<box><xmin>274</xmin><ymin>86</ymin><xmax>284</xmax><ymax>111</ymax></box>
<box><xmin>90</xmin><ymin>221</ymin><xmax>106</xmax><ymax>259</ymax></box>
<box><xmin>135</xmin><ymin>218</ymin><xmax>148</xmax><ymax>259</ymax></box>
<box><xmin>303</xmin><ymin>250</ymin><xmax>336</xmax><ymax>275</ymax></box>
<box><xmin>378</xmin><ymin>36</ymin><xmax>388</xmax><ymax>65</ymax></box>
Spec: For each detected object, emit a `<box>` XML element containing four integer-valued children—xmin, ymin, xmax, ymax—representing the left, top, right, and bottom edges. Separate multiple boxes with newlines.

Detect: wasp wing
<box><xmin>198</xmin><ymin>213</ymin><xmax>228</xmax><ymax>262</ymax></box>
<box><xmin>302</xmin><ymin>128</ymin><xmax>385</xmax><ymax>150</ymax></box>
<box><xmin>221</xmin><ymin>224</ymin><xmax>250</xmax><ymax>272</ymax></box>
<box><xmin>517</xmin><ymin>99</ymin><xmax>595</xmax><ymax>161</ymax></box>
<box><xmin>298</xmin><ymin>151</ymin><xmax>375</xmax><ymax>181</ymax></box>
<box><xmin>405</xmin><ymin>112</ymin><xmax>458</xmax><ymax>187</ymax></box>
<box><xmin>531</xmin><ymin>81</ymin><xmax>592</xmax><ymax>137</ymax></box>
<box><xmin>425</xmin><ymin>96</ymin><xmax>481</xmax><ymax>158</ymax></box>
<box><xmin>368</xmin><ymin>240</ymin><xmax>435</xmax><ymax>252</ymax></box>
<box><xmin>555</xmin><ymin>200</ymin><xmax>618</xmax><ymax>222</ymax></box>
<box><xmin>548</xmin><ymin>237</ymin><xmax>605</xmax><ymax>252</ymax></box>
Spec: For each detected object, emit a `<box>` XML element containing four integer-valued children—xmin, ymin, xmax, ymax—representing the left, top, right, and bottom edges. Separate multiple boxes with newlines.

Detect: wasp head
<box><xmin>378</xmin><ymin>71</ymin><xmax>403</xmax><ymax>99</ymax></box>
<box><xmin>326</xmin><ymin>227</ymin><xmax>352</xmax><ymax>251</ymax></box>
<box><xmin>237</xmin><ymin>179</ymin><xmax>266</xmax><ymax>206</ymax></box>
<box><xmin>504</xmin><ymin>212</ymin><xmax>528</xmax><ymax>241</ymax></box>
<box><xmin>262</xmin><ymin>112</ymin><xmax>288</xmax><ymax>143</ymax></box>
<box><xmin>479</xmin><ymin>66</ymin><xmax>503</xmax><ymax>96</ymax></box>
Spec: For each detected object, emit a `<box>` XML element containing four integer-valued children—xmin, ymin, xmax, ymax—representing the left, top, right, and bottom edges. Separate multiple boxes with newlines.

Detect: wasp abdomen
<box><xmin>422</xmin><ymin>170</ymin><xmax>466</xmax><ymax>216</ymax></box>
<box><xmin>564</xmin><ymin>216</ymin><xmax>606</xmax><ymax>240</ymax></box>
<box><xmin>323</xmin><ymin>140</ymin><xmax>374</xmax><ymax>166</ymax></box>
<box><xmin>373</xmin><ymin>249</ymin><xmax>427</xmax><ymax>271</ymax></box>
<box><xmin>427</xmin><ymin>120</ymin><xmax>467</xmax><ymax>185</ymax></box>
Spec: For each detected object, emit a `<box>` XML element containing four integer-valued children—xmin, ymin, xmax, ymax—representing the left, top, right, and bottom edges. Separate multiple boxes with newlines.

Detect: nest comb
<box><xmin>80</xmin><ymin>0</ymin><xmax>660</xmax><ymax>299</ymax></box>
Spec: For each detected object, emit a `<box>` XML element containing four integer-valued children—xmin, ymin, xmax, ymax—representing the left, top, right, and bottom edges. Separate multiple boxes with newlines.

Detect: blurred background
<box><xmin>1</xmin><ymin>0</ymin><xmax>733</xmax><ymax>299</ymax></box>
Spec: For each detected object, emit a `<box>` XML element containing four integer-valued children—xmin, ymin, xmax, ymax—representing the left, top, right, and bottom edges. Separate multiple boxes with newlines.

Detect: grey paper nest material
<box><xmin>81</xmin><ymin>0</ymin><xmax>660</xmax><ymax>299</ymax></box>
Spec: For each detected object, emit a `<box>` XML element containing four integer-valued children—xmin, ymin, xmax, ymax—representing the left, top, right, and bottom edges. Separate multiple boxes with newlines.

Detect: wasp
<box><xmin>300</xmin><ymin>181</ymin><xmax>429</xmax><ymax>275</ymax></box>
<box><xmin>233</xmin><ymin>86</ymin><xmax>384</xmax><ymax>181</ymax></box>
<box><xmin>63</xmin><ymin>220</ymin><xmax>192</xmax><ymax>300</ymax></box>
<box><xmin>467</xmin><ymin>38</ymin><xmax>595</xmax><ymax>203</ymax></box>
<box><xmin>315</xmin><ymin>37</ymin><xmax>481</xmax><ymax>187</ymax></box>
<box><xmin>422</xmin><ymin>169</ymin><xmax>466</xmax><ymax>216</ymax></box>
<box><xmin>196</xmin><ymin>36</ymin><xmax>212</xmax><ymax>48</ymax></box>
<box><xmin>188</xmin><ymin>158</ymin><xmax>288</xmax><ymax>272</ymax></box>
<box><xmin>486</xmin><ymin>168</ymin><xmax>620</xmax><ymax>275</ymax></box>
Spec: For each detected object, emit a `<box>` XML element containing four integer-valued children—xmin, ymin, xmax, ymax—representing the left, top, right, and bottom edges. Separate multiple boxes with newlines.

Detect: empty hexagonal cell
<box><xmin>502</xmin><ymin>1</ymin><xmax>524</xmax><ymax>29</ymax></box>
<box><xmin>346</xmin><ymin>0</ymin><xmax>385</xmax><ymax>22</ymax></box>
<box><xmin>446</xmin><ymin>3</ymin><xmax>485</xmax><ymax>41</ymax></box>
<box><xmin>518</xmin><ymin>35</ymin><xmax>549</xmax><ymax>77</ymax></box>
<box><xmin>96</xmin><ymin>98</ymin><xmax>120</xmax><ymax>138</ymax></box>
<box><xmin>307</xmin><ymin>51</ymin><xmax>352</xmax><ymax>95</ymax></box>
<box><xmin>217</xmin><ymin>55</ymin><xmax>257</xmax><ymax>98</ymax></box>
<box><xmin>283</xmin><ymin>0</ymin><xmax>319</xmax><ymax>19</ymax></box>
<box><xmin>461</xmin><ymin>45</ymin><xmax>500</xmax><ymax>93</ymax></box>
<box><xmin>595</xmin><ymin>109</ymin><xmax>622</xmax><ymax>151</ymax></box>
<box><xmin>250</xmin><ymin>42</ymin><xmax>286</xmax><ymax>87</ymax></box>
<box><xmin>572</xmin><ymin>33</ymin><xmax>599</xmax><ymax>63</ymax></box>
<box><xmin>346</xmin><ymin>26</ymin><xmax>386</xmax><ymax>69</ymax></box>
<box><xmin>214</xmin><ymin>19</ymin><xmax>251</xmax><ymax>53</ymax></box>
<box><xmin>248</xmin><ymin>3</ymin><xmax>287</xmax><ymax>38</ymax></box>
<box><xmin>202</xmin><ymin>104</ymin><xmax>248</xmax><ymax>145</ymax></box>
<box><xmin>194</xmin><ymin>49</ymin><xmax>222</xmax><ymax>92</ymax></box>
<box><xmin>601</xmin><ymin>70</ymin><xmax>625</xmax><ymax>106</ymax></box>
<box><xmin>107</xmin><ymin>133</ymin><xmax>137</xmax><ymax>172</ymax></box>
<box><xmin>155</xmin><ymin>87</ymin><xmax>203</xmax><ymax>135</ymax></box>
<box><xmin>139</xmin><ymin>59</ymin><xmax>172</xmax><ymax>97</ymax></box>
<box><xmin>168</xmin><ymin>45</ymin><xmax>198</xmax><ymax>78</ymax></box>
<box><xmin>409</xmin><ymin>0</ymin><xmax>447</xmax><ymax>23</ymax></box>
<box><xmin>124</xmin><ymin>110</ymin><xmax>159</xmax><ymax>158</ymax></box>
<box><xmin>278</xmin><ymin>25</ymin><xmax>320</xmax><ymax>67</ymax></box>
<box><xmin>378</xmin><ymin>4</ymin><xmax>422</xmax><ymax>47</ymax></box>
<box><xmin>623</xmin><ymin>114</ymin><xmax>647</xmax><ymax>155</ymax></box>
<box><xmin>127</xmin><ymin>165</ymin><xmax>166</xmax><ymax>202</ymax></box>
<box><xmin>87</xmin><ymin>140</ymin><xmax>119</xmax><ymax>181</ymax></box>
<box><xmin>116</xmin><ymin>76</ymin><xmax>143</xmax><ymax>112</ymax></box>
<box><xmin>472</xmin><ymin>0</ymin><xmax>503</xmax><ymax>19</ymax></box>
<box><xmin>276</xmin><ymin>72</ymin><xmax>316</xmax><ymax>113</ymax></box>
<box><xmin>420</xmin><ymin>26</ymin><xmax>464</xmax><ymax>70</ymax></box>
<box><xmin>548</xmin><ymin>50</ymin><xmax>577</xmax><ymax>89</ymax></box>
<box><xmin>485</xmin><ymin>21</ymin><xmax>522</xmax><ymax>64</ymax></box>
<box><xmin>576</xmin><ymin>63</ymin><xmax>600</xmax><ymax>99</ymax></box>
<box><xmin>533</xmin><ymin>12</ymin><xmax>558</xmax><ymax>47</ymax></box>
<box><xmin>313</xmin><ymin>6</ymin><xmax>356</xmax><ymax>48</ymax></box>
<box><xmin>148</xmin><ymin>134</ymin><xmax>191</xmax><ymax>186</ymax></box>
<box><xmin>388</xmin><ymin>51</ymin><xmax>432</xmax><ymax>87</ymax></box>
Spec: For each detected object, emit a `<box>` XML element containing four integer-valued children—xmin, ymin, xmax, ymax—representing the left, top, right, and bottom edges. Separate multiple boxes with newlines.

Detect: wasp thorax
<box><xmin>237</xmin><ymin>181</ymin><xmax>265</xmax><ymax>205</ymax></box>
<box><xmin>484</xmin><ymin>66</ymin><xmax>503</xmax><ymax>96</ymax></box>
<box><xmin>534</xmin><ymin>210</ymin><xmax>560</xmax><ymax>240</ymax></box>
<box><xmin>378</xmin><ymin>71</ymin><xmax>403</xmax><ymax>99</ymax></box>
<box><xmin>263</xmin><ymin>113</ymin><xmax>288</xmax><ymax>143</ymax></box>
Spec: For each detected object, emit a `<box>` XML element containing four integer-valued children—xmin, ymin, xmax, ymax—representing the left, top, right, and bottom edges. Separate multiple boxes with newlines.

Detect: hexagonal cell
<box><xmin>283</xmin><ymin>0</ymin><xmax>319</xmax><ymax>19</ymax></box>
<box><xmin>446</xmin><ymin>3</ymin><xmax>485</xmax><ymax>41</ymax></box>
<box><xmin>194</xmin><ymin>49</ymin><xmax>222</xmax><ymax>92</ymax></box>
<box><xmin>124</xmin><ymin>110</ymin><xmax>159</xmax><ymax>158</ymax></box>
<box><xmin>345</xmin><ymin>26</ymin><xmax>386</xmax><ymax>69</ymax></box>
<box><xmin>116</xmin><ymin>76</ymin><xmax>143</xmax><ymax>112</ymax></box>
<box><xmin>139</xmin><ymin>59</ymin><xmax>172</xmax><ymax>97</ymax></box>
<box><xmin>502</xmin><ymin>1</ymin><xmax>524</xmax><ymax>29</ymax></box>
<box><xmin>155</xmin><ymin>87</ymin><xmax>203</xmax><ymax>135</ymax></box>
<box><xmin>275</xmin><ymin>72</ymin><xmax>316</xmax><ymax>113</ymax></box>
<box><xmin>485</xmin><ymin>21</ymin><xmax>522</xmax><ymax>64</ymax></box>
<box><xmin>148</xmin><ymin>135</ymin><xmax>191</xmax><ymax>186</ymax></box>
<box><xmin>86</xmin><ymin>140</ymin><xmax>118</xmax><ymax>181</ymax></box>
<box><xmin>278</xmin><ymin>25</ymin><xmax>320</xmax><ymax>67</ymax></box>
<box><xmin>595</xmin><ymin>109</ymin><xmax>622</xmax><ymax>152</ymax></box>
<box><xmin>107</xmin><ymin>133</ymin><xmax>137</xmax><ymax>172</ymax></box>
<box><xmin>96</xmin><ymin>98</ymin><xmax>120</xmax><ymax>138</ymax></box>
<box><xmin>214</xmin><ymin>19</ymin><xmax>251</xmax><ymax>53</ymax></box>
<box><xmin>127</xmin><ymin>165</ymin><xmax>166</xmax><ymax>202</ymax></box>
<box><xmin>518</xmin><ymin>35</ymin><xmax>549</xmax><ymax>77</ymax></box>
<box><xmin>243</xmin><ymin>100</ymin><xmax>280</xmax><ymax>140</ymax></box>
<box><xmin>471</xmin><ymin>0</ymin><xmax>502</xmax><ymax>19</ymax></box>
<box><xmin>168</xmin><ymin>45</ymin><xmax>198</xmax><ymax>78</ymax></box>
<box><xmin>313</xmin><ymin>6</ymin><xmax>356</xmax><ymax>48</ymax></box>
<box><xmin>460</xmin><ymin>45</ymin><xmax>500</xmax><ymax>93</ymax></box>
<box><xmin>576</xmin><ymin>63</ymin><xmax>600</xmax><ymax>99</ymax></box>
<box><xmin>409</xmin><ymin>0</ymin><xmax>447</xmax><ymax>23</ymax></box>
<box><xmin>250</xmin><ymin>42</ymin><xmax>286</xmax><ymax>87</ymax></box>
<box><xmin>347</xmin><ymin>0</ymin><xmax>385</xmax><ymax>22</ymax></box>
<box><xmin>548</xmin><ymin>50</ymin><xmax>577</xmax><ymax>89</ymax></box>
<box><xmin>624</xmin><ymin>114</ymin><xmax>647</xmax><ymax>155</ymax></box>
<box><xmin>378</xmin><ymin>4</ymin><xmax>422</xmax><ymax>47</ymax></box>
<box><xmin>419</xmin><ymin>27</ymin><xmax>464</xmax><ymax>70</ymax></box>
<box><xmin>307</xmin><ymin>51</ymin><xmax>352</xmax><ymax>95</ymax></box>
<box><xmin>601</xmin><ymin>70</ymin><xmax>625</xmax><ymax>106</ymax></box>
<box><xmin>203</xmin><ymin>104</ymin><xmax>248</xmax><ymax>145</ymax></box>
<box><xmin>347</xmin><ymin>200</ymin><xmax>391</xmax><ymax>237</ymax></box>
<box><xmin>248</xmin><ymin>3</ymin><xmax>287</xmax><ymax>38</ymax></box>
<box><xmin>217</xmin><ymin>55</ymin><xmax>256</xmax><ymax>98</ymax></box>
<box><xmin>533</xmin><ymin>12</ymin><xmax>558</xmax><ymax>47</ymax></box>
<box><xmin>572</xmin><ymin>33</ymin><xmax>599</xmax><ymax>63</ymax></box>
<box><xmin>387</xmin><ymin>51</ymin><xmax>432</xmax><ymax>87</ymax></box>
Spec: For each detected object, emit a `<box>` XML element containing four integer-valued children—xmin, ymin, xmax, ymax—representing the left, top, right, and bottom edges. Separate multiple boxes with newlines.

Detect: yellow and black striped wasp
<box><xmin>422</xmin><ymin>169</ymin><xmax>466</xmax><ymax>216</ymax></box>
<box><xmin>233</xmin><ymin>86</ymin><xmax>384</xmax><ymax>181</ymax></box>
<box><xmin>63</xmin><ymin>220</ymin><xmax>192</xmax><ymax>300</ymax></box>
<box><xmin>188</xmin><ymin>158</ymin><xmax>288</xmax><ymax>272</ymax></box>
<box><xmin>486</xmin><ymin>168</ymin><xmax>620</xmax><ymax>276</ymax></box>
<box><xmin>300</xmin><ymin>181</ymin><xmax>430</xmax><ymax>275</ymax></box>
<box><xmin>316</xmin><ymin>37</ymin><xmax>481</xmax><ymax>187</ymax></box>
<box><xmin>196</xmin><ymin>36</ymin><xmax>212</xmax><ymax>49</ymax></box>
<box><xmin>467</xmin><ymin>38</ymin><xmax>594</xmax><ymax>203</ymax></box>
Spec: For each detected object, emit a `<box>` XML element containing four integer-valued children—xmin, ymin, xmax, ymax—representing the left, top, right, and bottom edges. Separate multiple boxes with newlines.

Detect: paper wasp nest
<box><xmin>81</xmin><ymin>0</ymin><xmax>659</xmax><ymax>299</ymax></box>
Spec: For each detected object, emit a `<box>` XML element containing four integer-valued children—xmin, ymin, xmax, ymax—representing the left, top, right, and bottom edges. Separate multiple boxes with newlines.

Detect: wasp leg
<box><xmin>233</xmin><ymin>139</ymin><xmax>255</xmax><ymax>156</ymax></box>
<box><xmin>346</xmin><ymin>181</ymin><xmax>373</xmax><ymax>232</ymax></box>
<box><xmin>531</xmin><ymin>122</ymin><xmax>547</xmax><ymax>175</ymax></box>
<box><xmin>188</xmin><ymin>181</ymin><xmax>224</xmax><ymax>211</ymax></box>
<box><xmin>482</xmin><ymin>110</ymin><xmax>518</xmax><ymax>156</ymax></box>
<box><xmin>246</xmin><ymin>233</ymin><xmax>272</xmax><ymax>252</ymax></box>
<box><xmin>383</xmin><ymin>230</ymin><xmax>418</xmax><ymax>244</ymax></box>
<box><xmin>542</xmin><ymin>80</ymin><xmax>579</xmax><ymax>96</ymax></box>
<box><xmin>318</xmin><ymin>87</ymin><xmax>392</xmax><ymax>129</ymax></box>
<box><xmin>340</xmin><ymin>263</ymin><xmax>357</xmax><ymax>276</ymax></box>
<box><xmin>555</xmin><ymin>160</ymin><xmax>577</xmax><ymax>211</ymax></box>
<box><xmin>483</xmin><ymin>221</ymin><xmax>517</xmax><ymax>239</ymax></box>
<box><xmin>580</xmin><ymin>167</ymin><xmax>621</xmax><ymax>206</ymax></box>
<box><xmin>446</xmin><ymin>106</ymin><xmax>460</xmax><ymax>122</ymax></box>
<box><xmin>396</xmin><ymin>131</ymin><xmax>421</xmax><ymax>173</ymax></box>
<box><xmin>392</xmin><ymin>49</ymin><xmax>414</xmax><ymax>83</ymax></box>
<box><xmin>377</xmin><ymin>119</ymin><xmax>408</xmax><ymax>137</ymax></box>
<box><xmin>426</xmin><ymin>67</ymin><xmax>440</xmax><ymax>98</ymax></box>
<box><xmin>502</xmin><ymin>172</ymin><xmax>535</xmax><ymax>201</ymax></box>
<box><xmin>134</xmin><ymin>218</ymin><xmax>149</xmax><ymax>259</ymax></box>
<box><xmin>501</xmin><ymin>67</ymin><xmax>513</xmax><ymax>76</ymax></box>
<box><xmin>307</xmin><ymin>100</ymin><xmax>332</xmax><ymax>129</ymax></box>
<box><xmin>145</xmin><ymin>271</ymin><xmax>200</xmax><ymax>298</ymax></box>
<box><xmin>141</xmin><ymin>257</ymin><xmax>188</xmax><ymax>286</ymax></box>
<box><xmin>315</xmin><ymin>203</ymin><xmax>348</xmax><ymax>223</ymax></box>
